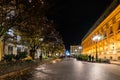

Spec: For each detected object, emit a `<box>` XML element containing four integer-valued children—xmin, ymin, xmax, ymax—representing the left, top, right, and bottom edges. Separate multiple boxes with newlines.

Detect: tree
<box><xmin>0</xmin><ymin>0</ymin><xmax>65</xmax><ymax>60</ymax></box>
<box><xmin>0</xmin><ymin>0</ymin><xmax>17</xmax><ymax>37</ymax></box>
<box><xmin>42</xmin><ymin>23</ymin><xmax>65</xmax><ymax>56</ymax></box>
<box><xmin>2</xmin><ymin>29</ymin><xmax>17</xmax><ymax>55</ymax></box>
<box><xmin>0</xmin><ymin>0</ymin><xmax>47</xmax><ymax>38</ymax></box>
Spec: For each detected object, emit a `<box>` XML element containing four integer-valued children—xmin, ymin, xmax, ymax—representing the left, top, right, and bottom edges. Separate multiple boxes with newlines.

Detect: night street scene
<box><xmin>0</xmin><ymin>0</ymin><xmax>120</xmax><ymax>80</ymax></box>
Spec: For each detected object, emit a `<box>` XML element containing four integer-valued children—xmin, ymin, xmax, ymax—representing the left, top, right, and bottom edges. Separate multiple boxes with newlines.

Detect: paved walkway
<box><xmin>28</xmin><ymin>58</ymin><xmax>120</xmax><ymax>80</ymax></box>
<box><xmin>110</xmin><ymin>60</ymin><xmax>120</xmax><ymax>65</ymax></box>
<box><xmin>0</xmin><ymin>58</ymin><xmax>56</xmax><ymax>79</ymax></box>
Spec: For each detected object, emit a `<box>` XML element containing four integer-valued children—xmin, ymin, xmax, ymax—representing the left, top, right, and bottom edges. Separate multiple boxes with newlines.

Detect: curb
<box><xmin>0</xmin><ymin>58</ymin><xmax>61</xmax><ymax>79</ymax></box>
<box><xmin>110</xmin><ymin>61</ymin><xmax>120</xmax><ymax>66</ymax></box>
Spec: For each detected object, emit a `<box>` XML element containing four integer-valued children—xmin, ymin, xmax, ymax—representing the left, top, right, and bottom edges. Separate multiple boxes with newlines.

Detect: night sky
<box><xmin>47</xmin><ymin>0</ymin><xmax>113</xmax><ymax>50</ymax></box>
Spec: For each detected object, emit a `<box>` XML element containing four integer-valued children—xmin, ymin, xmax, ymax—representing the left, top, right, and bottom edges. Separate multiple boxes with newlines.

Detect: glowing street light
<box><xmin>29</xmin><ymin>0</ymin><xmax>32</xmax><ymax>3</ymax></box>
<box><xmin>92</xmin><ymin>35</ymin><xmax>102</xmax><ymax>61</ymax></box>
<box><xmin>66</xmin><ymin>50</ymin><xmax>70</xmax><ymax>56</ymax></box>
<box><xmin>78</xmin><ymin>46</ymin><xmax>82</xmax><ymax>49</ymax></box>
<box><xmin>39</xmin><ymin>38</ymin><xmax>44</xmax><ymax>41</ymax></box>
<box><xmin>75</xmin><ymin>49</ymin><xmax>77</xmax><ymax>52</ymax></box>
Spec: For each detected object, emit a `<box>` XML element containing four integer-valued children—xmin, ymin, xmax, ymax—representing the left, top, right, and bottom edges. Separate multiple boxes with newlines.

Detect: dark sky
<box><xmin>47</xmin><ymin>0</ymin><xmax>113</xmax><ymax>50</ymax></box>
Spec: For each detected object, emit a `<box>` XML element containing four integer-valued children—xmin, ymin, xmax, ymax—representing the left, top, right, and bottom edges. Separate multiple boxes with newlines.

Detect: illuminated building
<box><xmin>0</xmin><ymin>29</ymin><xmax>29</xmax><ymax>61</ymax></box>
<box><xmin>70</xmin><ymin>45</ymin><xmax>82</xmax><ymax>55</ymax></box>
<box><xmin>81</xmin><ymin>0</ymin><xmax>120</xmax><ymax>60</ymax></box>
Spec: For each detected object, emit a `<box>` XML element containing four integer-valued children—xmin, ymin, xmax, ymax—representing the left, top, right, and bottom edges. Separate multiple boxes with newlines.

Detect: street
<box><xmin>28</xmin><ymin>58</ymin><xmax>120</xmax><ymax>80</ymax></box>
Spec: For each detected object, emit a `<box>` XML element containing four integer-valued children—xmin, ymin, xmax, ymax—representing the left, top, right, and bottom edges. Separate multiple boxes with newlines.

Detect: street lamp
<box><xmin>39</xmin><ymin>38</ymin><xmax>44</xmax><ymax>59</ymax></box>
<box><xmin>29</xmin><ymin>0</ymin><xmax>32</xmax><ymax>3</ymax></box>
<box><xmin>39</xmin><ymin>38</ymin><xmax>44</xmax><ymax>41</ymax></box>
<box><xmin>92</xmin><ymin>35</ymin><xmax>102</xmax><ymax>61</ymax></box>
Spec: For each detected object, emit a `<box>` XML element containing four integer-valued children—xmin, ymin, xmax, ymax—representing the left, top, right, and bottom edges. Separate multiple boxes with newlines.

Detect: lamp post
<box><xmin>39</xmin><ymin>38</ymin><xmax>44</xmax><ymax>60</ymax></box>
<box><xmin>92</xmin><ymin>35</ymin><xmax>102</xmax><ymax>61</ymax></box>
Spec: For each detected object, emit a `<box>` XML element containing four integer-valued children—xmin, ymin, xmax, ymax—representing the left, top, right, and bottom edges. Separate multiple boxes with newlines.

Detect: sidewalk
<box><xmin>0</xmin><ymin>58</ymin><xmax>58</xmax><ymax>79</ymax></box>
<box><xmin>110</xmin><ymin>60</ymin><xmax>120</xmax><ymax>65</ymax></box>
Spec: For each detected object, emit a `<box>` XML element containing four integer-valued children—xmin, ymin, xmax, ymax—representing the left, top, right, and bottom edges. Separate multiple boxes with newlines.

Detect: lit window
<box><xmin>110</xmin><ymin>27</ymin><xmax>113</xmax><ymax>34</ymax></box>
<box><xmin>118</xmin><ymin>57</ymin><xmax>120</xmax><ymax>60</ymax></box>
<box><xmin>104</xmin><ymin>32</ymin><xmax>107</xmax><ymax>39</ymax></box>
<box><xmin>110</xmin><ymin>56</ymin><xmax>112</xmax><ymax>60</ymax></box>
<box><xmin>24</xmin><ymin>48</ymin><xmax>28</xmax><ymax>52</ymax></box>
<box><xmin>118</xmin><ymin>22</ymin><xmax>120</xmax><ymax>32</ymax></box>
<box><xmin>8</xmin><ymin>45</ymin><xmax>13</xmax><ymax>54</ymax></box>
<box><xmin>17</xmin><ymin>47</ymin><xmax>21</xmax><ymax>53</ymax></box>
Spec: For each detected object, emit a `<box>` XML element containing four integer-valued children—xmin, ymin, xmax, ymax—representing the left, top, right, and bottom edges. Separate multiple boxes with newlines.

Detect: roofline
<box><xmin>82</xmin><ymin>0</ymin><xmax>120</xmax><ymax>41</ymax></box>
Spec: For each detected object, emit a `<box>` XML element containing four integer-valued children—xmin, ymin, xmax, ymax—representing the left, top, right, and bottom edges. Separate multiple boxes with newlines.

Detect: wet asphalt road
<box><xmin>28</xmin><ymin>58</ymin><xmax>120</xmax><ymax>80</ymax></box>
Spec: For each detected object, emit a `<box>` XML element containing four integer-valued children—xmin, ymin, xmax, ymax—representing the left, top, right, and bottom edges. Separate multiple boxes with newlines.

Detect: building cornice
<box><xmin>82</xmin><ymin>0</ymin><xmax>120</xmax><ymax>42</ymax></box>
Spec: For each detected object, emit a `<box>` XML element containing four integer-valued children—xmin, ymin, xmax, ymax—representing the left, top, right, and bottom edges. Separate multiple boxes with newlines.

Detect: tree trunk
<box><xmin>30</xmin><ymin>49</ymin><xmax>36</xmax><ymax>60</ymax></box>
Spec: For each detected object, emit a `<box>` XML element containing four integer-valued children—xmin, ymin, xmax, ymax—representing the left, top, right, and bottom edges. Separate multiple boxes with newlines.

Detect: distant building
<box><xmin>70</xmin><ymin>45</ymin><xmax>82</xmax><ymax>55</ymax></box>
<box><xmin>81</xmin><ymin>0</ymin><xmax>120</xmax><ymax>60</ymax></box>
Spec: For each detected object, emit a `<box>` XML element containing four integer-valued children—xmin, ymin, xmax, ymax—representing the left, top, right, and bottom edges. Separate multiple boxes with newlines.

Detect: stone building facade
<box><xmin>81</xmin><ymin>0</ymin><xmax>120</xmax><ymax>60</ymax></box>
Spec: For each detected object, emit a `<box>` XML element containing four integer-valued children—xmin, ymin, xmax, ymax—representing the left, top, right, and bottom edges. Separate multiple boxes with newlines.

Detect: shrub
<box><xmin>3</xmin><ymin>54</ymin><xmax>15</xmax><ymax>62</ymax></box>
<box><xmin>15</xmin><ymin>52</ymin><xmax>27</xmax><ymax>61</ymax></box>
<box><xmin>76</xmin><ymin>54</ymin><xmax>89</xmax><ymax>61</ymax></box>
<box><xmin>43</xmin><ymin>56</ymin><xmax>49</xmax><ymax>59</ymax></box>
<box><xmin>97</xmin><ymin>58</ymin><xmax>101</xmax><ymax>63</ymax></box>
<box><xmin>22</xmin><ymin>56</ymin><xmax>33</xmax><ymax>62</ymax></box>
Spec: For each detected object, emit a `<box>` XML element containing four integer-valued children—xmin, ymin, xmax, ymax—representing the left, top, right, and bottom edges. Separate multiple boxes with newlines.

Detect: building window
<box><xmin>101</xmin><ymin>28</ymin><xmax>103</xmax><ymax>32</ymax></box>
<box><xmin>17</xmin><ymin>47</ymin><xmax>21</xmax><ymax>53</ymax></box>
<box><xmin>104</xmin><ymin>31</ymin><xmax>107</xmax><ymax>39</ymax></box>
<box><xmin>118</xmin><ymin>22</ymin><xmax>120</xmax><ymax>32</ymax></box>
<box><xmin>8</xmin><ymin>45</ymin><xmax>13</xmax><ymax>54</ymax></box>
<box><xmin>104</xmin><ymin>56</ymin><xmax>106</xmax><ymax>59</ymax></box>
<box><xmin>110</xmin><ymin>27</ymin><xmax>113</xmax><ymax>34</ymax></box>
<box><xmin>110</xmin><ymin>56</ymin><xmax>112</xmax><ymax>60</ymax></box>
<box><xmin>24</xmin><ymin>48</ymin><xmax>28</xmax><ymax>52</ymax></box>
<box><xmin>112</xmin><ymin>17</ymin><xmax>116</xmax><ymax>24</ymax></box>
<box><xmin>118</xmin><ymin>57</ymin><xmax>120</xmax><ymax>60</ymax></box>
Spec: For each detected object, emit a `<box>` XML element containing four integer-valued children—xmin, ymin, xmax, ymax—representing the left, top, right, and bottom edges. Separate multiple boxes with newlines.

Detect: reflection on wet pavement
<box><xmin>28</xmin><ymin>58</ymin><xmax>120</xmax><ymax>80</ymax></box>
